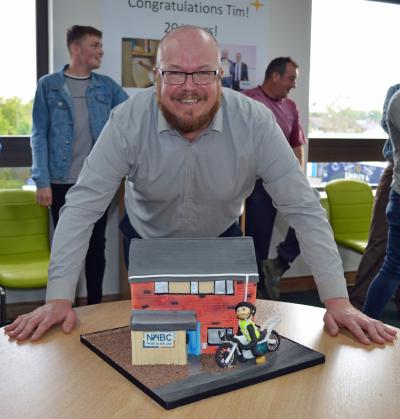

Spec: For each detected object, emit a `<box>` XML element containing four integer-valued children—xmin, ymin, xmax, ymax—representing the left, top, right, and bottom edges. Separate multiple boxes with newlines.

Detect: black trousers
<box><xmin>50</xmin><ymin>183</ymin><xmax>108</xmax><ymax>305</ymax></box>
<box><xmin>245</xmin><ymin>179</ymin><xmax>300</xmax><ymax>297</ymax></box>
<box><xmin>119</xmin><ymin>212</ymin><xmax>243</xmax><ymax>269</ymax></box>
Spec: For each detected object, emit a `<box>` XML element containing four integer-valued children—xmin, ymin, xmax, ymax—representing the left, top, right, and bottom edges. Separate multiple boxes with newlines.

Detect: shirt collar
<box><xmin>258</xmin><ymin>85</ymin><xmax>285</xmax><ymax>103</ymax></box>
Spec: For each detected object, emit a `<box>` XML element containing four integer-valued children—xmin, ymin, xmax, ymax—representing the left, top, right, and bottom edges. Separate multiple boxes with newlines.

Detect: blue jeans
<box><xmin>363</xmin><ymin>189</ymin><xmax>400</xmax><ymax>319</ymax></box>
<box><xmin>119</xmin><ymin>213</ymin><xmax>243</xmax><ymax>269</ymax></box>
<box><xmin>245</xmin><ymin>179</ymin><xmax>300</xmax><ymax>295</ymax></box>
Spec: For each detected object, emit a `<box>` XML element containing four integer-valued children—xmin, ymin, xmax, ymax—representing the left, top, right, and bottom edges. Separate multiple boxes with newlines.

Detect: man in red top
<box><xmin>243</xmin><ymin>57</ymin><xmax>306</xmax><ymax>299</ymax></box>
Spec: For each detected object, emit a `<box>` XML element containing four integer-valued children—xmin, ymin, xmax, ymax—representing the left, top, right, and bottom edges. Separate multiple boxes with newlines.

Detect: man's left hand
<box><xmin>323</xmin><ymin>297</ymin><xmax>397</xmax><ymax>345</ymax></box>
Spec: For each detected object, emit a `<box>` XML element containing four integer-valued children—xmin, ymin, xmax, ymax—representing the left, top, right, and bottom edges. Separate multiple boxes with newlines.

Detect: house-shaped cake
<box><xmin>128</xmin><ymin>237</ymin><xmax>259</xmax><ymax>365</ymax></box>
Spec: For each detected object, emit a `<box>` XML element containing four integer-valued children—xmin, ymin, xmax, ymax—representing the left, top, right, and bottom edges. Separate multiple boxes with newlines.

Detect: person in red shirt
<box><xmin>243</xmin><ymin>57</ymin><xmax>306</xmax><ymax>299</ymax></box>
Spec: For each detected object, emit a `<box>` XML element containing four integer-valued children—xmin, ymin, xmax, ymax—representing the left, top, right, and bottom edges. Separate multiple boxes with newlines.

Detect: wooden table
<box><xmin>1</xmin><ymin>300</ymin><xmax>399</xmax><ymax>419</ymax></box>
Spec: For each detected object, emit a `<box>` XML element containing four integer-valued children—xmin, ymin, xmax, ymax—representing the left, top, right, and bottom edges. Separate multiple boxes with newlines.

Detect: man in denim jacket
<box><xmin>30</xmin><ymin>25</ymin><xmax>128</xmax><ymax>304</ymax></box>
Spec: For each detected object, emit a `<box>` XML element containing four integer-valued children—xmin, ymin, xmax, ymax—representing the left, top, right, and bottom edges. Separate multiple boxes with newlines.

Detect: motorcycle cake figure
<box><xmin>215</xmin><ymin>301</ymin><xmax>281</xmax><ymax>368</ymax></box>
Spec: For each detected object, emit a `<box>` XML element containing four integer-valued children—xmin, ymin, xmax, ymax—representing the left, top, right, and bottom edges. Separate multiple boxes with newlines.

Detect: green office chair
<box><xmin>0</xmin><ymin>189</ymin><xmax>50</xmax><ymax>326</ymax></box>
<box><xmin>325</xmin><ymin>179</ymin><xmax>373</xmax><ymax>254</ymax></box>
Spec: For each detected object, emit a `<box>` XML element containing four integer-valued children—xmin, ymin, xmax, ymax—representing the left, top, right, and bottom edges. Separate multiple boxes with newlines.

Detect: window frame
<box><xmin>0</xmin><ymin>0</ymin><xmax>396</xmax><ymax>169</ymax></box>
<box><xmin>307</xmin><ymin>0</ymin><xmax>400</xmax><ymax>164</ymax></box>
<box><xmin>308</xmin><ymin>137</ymin><xmax>387</xmax><ymax>162</ymax></box>
<box><xmin>0</xmin><ymin>0</ymin><xmax>48</xmax><ymax>168</ymax></box>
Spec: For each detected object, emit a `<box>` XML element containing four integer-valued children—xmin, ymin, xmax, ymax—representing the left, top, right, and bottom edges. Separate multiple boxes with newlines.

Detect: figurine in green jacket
<box><xmin>235</xmin><ymin>301</ymin><xmax>268</xmax><ymax>364</ymax></box>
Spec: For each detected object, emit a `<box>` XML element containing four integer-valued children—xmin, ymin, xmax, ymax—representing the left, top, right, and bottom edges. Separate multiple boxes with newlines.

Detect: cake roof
<box><xmin>128</xmin><ymin>237</ymin><xmax>258</xmax><ymax>283</ymax></box>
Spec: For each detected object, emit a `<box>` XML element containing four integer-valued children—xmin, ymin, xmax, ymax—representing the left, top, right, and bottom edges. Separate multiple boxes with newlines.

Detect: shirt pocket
<box><xmin>47</xmin><ymin>97</ymin><xmax>70</xmax><ymax>127</ymax></box>
<box><xmin>94</xmin><ymin>93</ymin><xmax>112</xmax><ymax>107</ymax></box>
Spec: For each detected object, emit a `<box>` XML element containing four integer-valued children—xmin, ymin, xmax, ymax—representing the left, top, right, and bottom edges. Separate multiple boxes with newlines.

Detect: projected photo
<box><xmin>122</xmin><ymin>37</ymin><xmax>160</xmax><ymax>88</ymax></box>
<box><xmin>219</xmin><ymin>43</ymin><xmax>256</xmax><ymax>91</ymax></box>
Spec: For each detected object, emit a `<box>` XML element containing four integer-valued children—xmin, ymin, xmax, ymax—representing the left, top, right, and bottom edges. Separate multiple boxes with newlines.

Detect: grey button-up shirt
<box><xmin>47</xmin><ymin>87</ymin><xmax>348</xmax><ymax>303</ymax></box>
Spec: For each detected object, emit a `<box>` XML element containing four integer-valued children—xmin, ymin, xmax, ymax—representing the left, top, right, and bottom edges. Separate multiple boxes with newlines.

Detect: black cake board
<box><xmin>80</xmin><ymin>326</ymin><xmax>325</xmax><ymax>410</ymax></box>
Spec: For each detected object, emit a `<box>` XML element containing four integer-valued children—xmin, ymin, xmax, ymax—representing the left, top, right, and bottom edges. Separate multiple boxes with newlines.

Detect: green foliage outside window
<box><xmin>0</xmin><ymin>168</ymin><xmax>31</xmax><ymax>189</ymax></box>
<box><xmin>0</xmin><ymin>96</ymin><xmax>33</xmax><ymax>189</ymax></box>
<box><xmin>309</xmin><ymin>106</ymin><xmax>383</xmax><ymax>136</ymax></box>
<box><xmin>0</xmin><ymin>96</ymin><xmax>33</xmax><ymax>135</ymax></box>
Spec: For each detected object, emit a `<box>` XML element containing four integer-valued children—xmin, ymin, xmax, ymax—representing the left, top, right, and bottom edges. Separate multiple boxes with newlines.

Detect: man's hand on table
<box><xmin>323</xmin><ymin>297</ymin><xmax>397</xmax><ymax>345</ymax></box>
<box><xmin>4</xmin><ymin>299</ymin><xmax>77</xmax><ymax>341</ymax></box>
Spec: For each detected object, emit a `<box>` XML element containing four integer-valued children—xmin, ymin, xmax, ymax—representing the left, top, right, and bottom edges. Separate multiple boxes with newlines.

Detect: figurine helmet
<box><xmin>235</xmin><ymin>301</ymin><xmax>256</xmax><ymax>315</ymax></box>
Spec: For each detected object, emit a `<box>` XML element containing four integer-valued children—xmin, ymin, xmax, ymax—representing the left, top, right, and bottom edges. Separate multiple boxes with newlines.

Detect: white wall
<box><xmin>264</xmin><ymin>0</ymin><xmax>311</xmax><ymax>142</ymax></box>
<box><xmin>8</xmin><ymin>0</ymin><xmax>360</xmax><ymax>304</ymax></box>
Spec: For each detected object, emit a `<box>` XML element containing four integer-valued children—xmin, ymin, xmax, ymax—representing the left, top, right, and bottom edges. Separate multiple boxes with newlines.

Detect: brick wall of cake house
<box><xmin>130</xmin><ymin>281</ymin><xmax>257</xmax><ymax>354</ymax></box>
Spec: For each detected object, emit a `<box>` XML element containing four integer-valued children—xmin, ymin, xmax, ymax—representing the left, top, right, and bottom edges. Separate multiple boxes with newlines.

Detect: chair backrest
<box><xmin>0</xmin><ymin>189</ymin><xmax>50</xmax><ymax>258</ymax></box>
<box><xmin>325</xmin><ymin>179</ymin><xmax>373</xmax><ymax>240</ymax></box>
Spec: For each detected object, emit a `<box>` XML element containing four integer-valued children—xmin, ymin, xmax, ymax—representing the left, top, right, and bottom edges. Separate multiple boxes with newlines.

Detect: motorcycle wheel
<box><xmin>267</xmin><ymin>331</ymin><xmax>281</xmax><ymax>352</ymax></box>
<box><xmin>215</xmin><ymin>343</ymin><xmax>236</xmax><ymax>368</ymax></box>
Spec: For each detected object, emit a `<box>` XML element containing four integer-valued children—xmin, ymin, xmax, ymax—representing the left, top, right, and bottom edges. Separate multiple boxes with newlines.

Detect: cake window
<box><xmin>190</xmin><ymin>281</ymin><xmax>198</xmax><ymax>294</ymax></box>
<box><xmin>207</xmin><ymin>327</ymin><xmax>234</xmax><ymax>345</ymax></box>
<box><xmin>226</xmin><ymin>280</ymin><xmax>234</xmax><ymax>294</ymax></box>
<box><xmin>154</xmin><ymin>281</ymin><xmax>168</xmax><ymax>294</ymax></box>
<box><xmin>215</xmin><ymin>280</ymin><xmax>226</xmax><ymax>294</ymax></box>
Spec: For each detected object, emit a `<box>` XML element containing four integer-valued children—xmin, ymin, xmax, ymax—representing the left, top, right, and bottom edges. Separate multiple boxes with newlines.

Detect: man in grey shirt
<box><xmin>6</xmin><ymin>26</ymin><xmax>395</xmax><ymax>345</ymax></box>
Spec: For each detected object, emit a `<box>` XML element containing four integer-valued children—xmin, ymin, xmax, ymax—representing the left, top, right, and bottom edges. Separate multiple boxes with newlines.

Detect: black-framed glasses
<box><xmin>158</xmin><ymin>69</ymin><xmax>219</xmax><ymax>85</ymax></box>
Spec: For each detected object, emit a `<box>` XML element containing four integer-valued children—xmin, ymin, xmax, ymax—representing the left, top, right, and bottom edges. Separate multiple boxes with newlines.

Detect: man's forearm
<box><xmin>46</xmin><ymin>206</ymin><xmax>100</xmax><ymax>301</ymax></box>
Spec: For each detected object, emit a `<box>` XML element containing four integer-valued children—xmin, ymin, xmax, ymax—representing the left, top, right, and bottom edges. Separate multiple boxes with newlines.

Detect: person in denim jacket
<box><xmin>30</xmin><ymin>25</ymin><xmax>128</xmax><ymax>304</ymax></box>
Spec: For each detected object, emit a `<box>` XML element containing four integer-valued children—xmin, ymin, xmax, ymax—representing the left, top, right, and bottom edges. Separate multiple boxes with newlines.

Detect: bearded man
<box><xmin>5</xmin><ymin>25</ymin><xmax>395</xmax><ymax>346</ymax></box>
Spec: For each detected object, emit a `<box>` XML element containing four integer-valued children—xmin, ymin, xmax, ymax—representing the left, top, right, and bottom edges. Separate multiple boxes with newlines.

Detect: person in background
<box><xmin>5</xmin><ymin>25</ymin><xmax>395</xmax><ymax>345</ymax></box>
<box><xmin>30</xmin><ymin>25</ymin><xmax>128</xmax><ymax>304</ymax></box>
<box><xmin>243</xmin><ymin>57</ymin><xmax>305</xmax><ymax>299</ymax></box>
<box><xmin>350</xmin><ymin>84</ymin><xmax>400</xmax><ymax>311</ymax></box>
<box><xmin>231</xmin><ymin>52</ymin><xmax>248</xmax><ymax>91</ymax></box>
<box><xmin>220</xmin><ymin>48</ymin><xmax>233</xmax><ymax>88</ymax></box>
<box><xmin>363</xmin><ymin>88</ymin><xmax>400</xmax><ymax>319</ymax></box>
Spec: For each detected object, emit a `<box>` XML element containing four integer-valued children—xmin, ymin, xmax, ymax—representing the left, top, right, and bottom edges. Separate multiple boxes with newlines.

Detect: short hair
<box><xmin>235</xmin><ymin>301</ymin><xmax>257</xmax><ymax>315</ymax></box>
<box><xmin>66</xmin><ymin>25</ymin><xmax>102</xmax><ymax>50</ymax></box>
<box><xmin>264</xmin><ymin>57</ymin><xmax>298</xmax><ymax>81</ymax></box>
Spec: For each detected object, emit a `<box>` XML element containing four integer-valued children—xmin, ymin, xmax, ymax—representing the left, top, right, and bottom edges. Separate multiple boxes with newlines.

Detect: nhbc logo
<box><xmin>143</xmin><ymin>331</ymin><xmax>176</xmax><ymax>348</ymax></box>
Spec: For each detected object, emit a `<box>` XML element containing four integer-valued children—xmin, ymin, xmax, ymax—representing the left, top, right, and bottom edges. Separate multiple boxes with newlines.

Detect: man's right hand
<box><xmin>3</xmin><ymin>300</ymin><xmax>77</xmax><ymax>341</ymax></box>
<box><xmin>36</xmin><ymin>187</ymin><xmax>52</xmax><ymax>207</ymax></box>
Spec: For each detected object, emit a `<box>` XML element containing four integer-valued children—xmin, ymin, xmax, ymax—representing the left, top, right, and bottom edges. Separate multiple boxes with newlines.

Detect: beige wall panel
<box><xmin>169</xmin><ymin>281</ymin><xmax>190</xmax><ymax>294</ymax></box>
<box><xmin>199</xmin><ymin>281</ymin><xmax>214</xmax><ymax>294</ymax></box>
